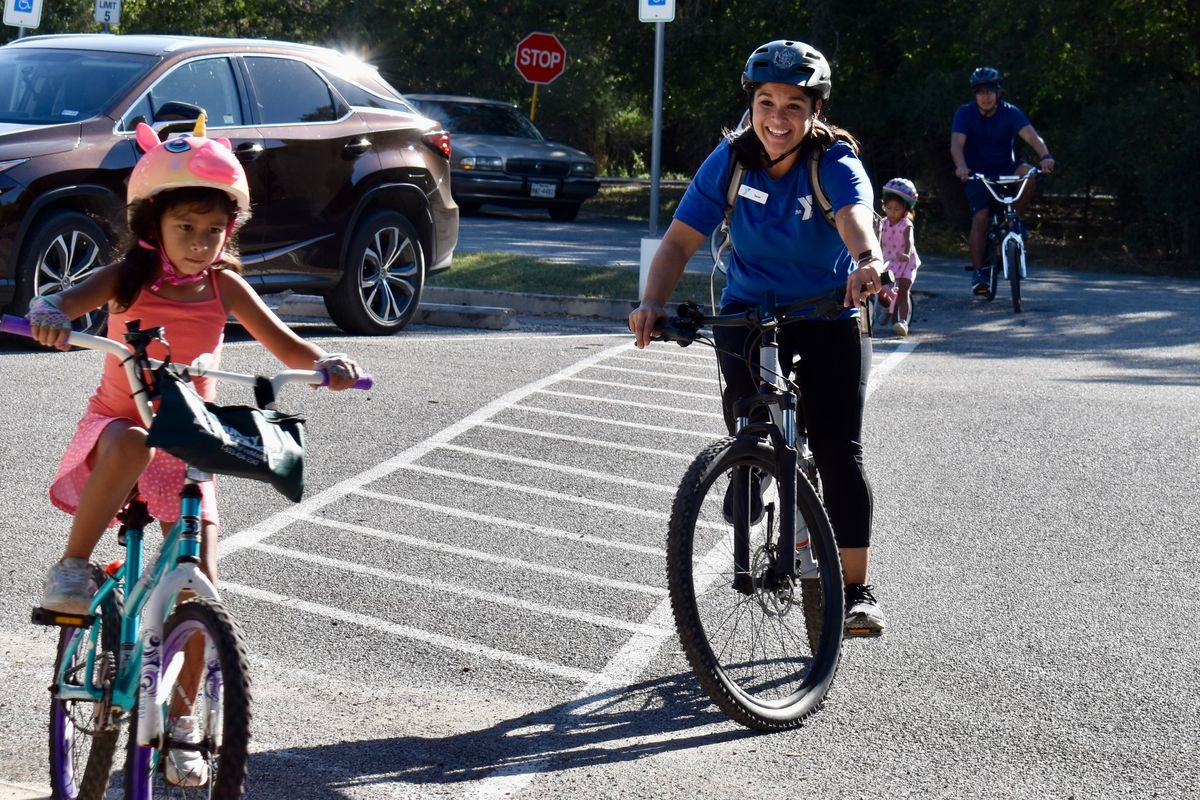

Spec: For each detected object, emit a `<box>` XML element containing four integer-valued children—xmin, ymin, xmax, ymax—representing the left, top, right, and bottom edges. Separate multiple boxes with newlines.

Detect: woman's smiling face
<box><xmin>751</xmin><ymin>82</ymin><xmax>818</xmax><ymax>163</ymax></box>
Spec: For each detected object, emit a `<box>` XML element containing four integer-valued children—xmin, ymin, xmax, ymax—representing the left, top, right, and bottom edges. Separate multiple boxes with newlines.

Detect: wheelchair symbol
<box><xmin>15</xmin><ymin>0</ymin><xmax>35</xmax><ymax>12</ymax></box>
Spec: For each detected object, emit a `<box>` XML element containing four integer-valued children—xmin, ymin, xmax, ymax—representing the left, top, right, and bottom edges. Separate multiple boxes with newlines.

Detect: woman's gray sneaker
<box><xmin>844</xmin><ymin>583</ymin><xmax>885</xmax><ymax>638</ymax></box>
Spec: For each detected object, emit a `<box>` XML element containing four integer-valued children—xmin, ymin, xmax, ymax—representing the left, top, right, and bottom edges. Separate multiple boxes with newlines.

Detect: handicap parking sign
<box><xmin>4</xmin><ymin>0</ymin><xmax>44</xmax><ymax>28</ymax></box>
<box><xmin>638</xmin><ymin>0</ymin><xmax>674</xmax><ymax>22</ymax></box>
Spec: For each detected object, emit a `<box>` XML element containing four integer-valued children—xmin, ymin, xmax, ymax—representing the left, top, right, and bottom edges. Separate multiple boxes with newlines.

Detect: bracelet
<box><xmin>856</xmin><ymin>252</ymin><xmax>882</xmax><ymax>266</ymax></box>
<box><xmin>1039</xmin><ymin>153</ymin><xmax>1053</xmax><ymax>161</ymax></box>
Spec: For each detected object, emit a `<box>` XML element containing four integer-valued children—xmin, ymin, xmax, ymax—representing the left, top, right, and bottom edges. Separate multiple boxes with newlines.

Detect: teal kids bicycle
<box><xmin>2</xmin><ymin>314</ymin><xmax>370</xmax><ymax>799</ymax></box>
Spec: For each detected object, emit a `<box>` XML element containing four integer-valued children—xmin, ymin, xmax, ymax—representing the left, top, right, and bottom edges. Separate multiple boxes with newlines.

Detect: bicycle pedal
<box><xmin>844</xmin><ymin>627</ymin><xmax>883</xmax><ymax>639</ymax></box>
<box><xmin>31</xmin><ymin>607</ymin><xmax>94</xmax><ymax>628</ymax></box>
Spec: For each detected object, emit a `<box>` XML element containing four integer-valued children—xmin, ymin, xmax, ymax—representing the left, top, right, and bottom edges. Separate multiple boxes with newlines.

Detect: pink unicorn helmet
<box><xmin>127</xmin><ymin>114</ymin><xmax>250</xmax><ymax>214</ymax></box>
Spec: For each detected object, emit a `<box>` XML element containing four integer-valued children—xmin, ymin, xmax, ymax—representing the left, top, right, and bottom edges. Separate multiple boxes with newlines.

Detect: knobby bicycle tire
<box><xmin>666</xmin><ymin>436</ymin><xmax>844</xmax><ymax>731</ymax></box>
<box><xmin>125</xmin><ymin>597</ymin><xmax>252</xmax><ymax>800</ymax></box>
<box><xmin>48</xmin><ymin>565</ymin><xmax>124</xmax><ymax>800</ymax></box>
<box><xmin>1006</xmin><ymin>238</ymin><xmax>1023</xmax><ymax>312</ymax></box>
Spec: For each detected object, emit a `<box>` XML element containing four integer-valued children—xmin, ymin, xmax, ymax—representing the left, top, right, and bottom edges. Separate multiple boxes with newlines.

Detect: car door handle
<box><xmin>343</xmin><ymin>138</ymin><xmax>372</xmax><ymax>159</ymax></box>
<box><xmin>234</xmin><ymin>143</ymin><xmax>264</xmax><ymax>162</ymax></box>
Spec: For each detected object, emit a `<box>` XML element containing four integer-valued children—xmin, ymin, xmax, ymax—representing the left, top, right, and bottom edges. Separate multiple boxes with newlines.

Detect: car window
<box><xmin>418</xmin><ymin>101</ymin><xmax>541</xmax><ymax>139</ymax></box>
<box><xmin>322</xmin><ymin>70</ymin><xmax>414</xmax><ymax>114</ymax></box>
<box><xmin>0</xmin><ymin>48</ymin><xmax>154</xmax><ymax>125</ymax></box>
<box><xmin>138</xmin><ymin>57</ymin><xmax>244</xmax><ymax>129</ymax></box>
<box><xmin>243</xmin><ymin>56</ymin><xmax>346</xmax><ymax>125</ymax></box>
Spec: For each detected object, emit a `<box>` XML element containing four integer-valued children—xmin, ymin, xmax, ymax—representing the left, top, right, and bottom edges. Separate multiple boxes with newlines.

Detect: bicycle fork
<box><xmin>731</xmin><ymin>339</ymin><xmax>820</xmax><ymax>593</ymax></box>
<box><xmin>1000</xmin><ymin>229</ymin><xmax>1027</xmax><ymax>279</ymax></box>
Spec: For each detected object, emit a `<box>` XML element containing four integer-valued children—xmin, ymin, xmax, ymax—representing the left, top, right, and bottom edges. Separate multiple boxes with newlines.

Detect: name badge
<box><xmin>737</xmin><ymin>184</ymin><xmax>768</xmax><ymax>204</ymax></box>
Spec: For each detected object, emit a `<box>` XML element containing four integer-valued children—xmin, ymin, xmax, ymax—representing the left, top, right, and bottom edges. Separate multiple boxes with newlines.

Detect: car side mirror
<box><xmin>152</xmin><ymin>101</ymin><xmax>206</xmax><ymax>140</ymax></box>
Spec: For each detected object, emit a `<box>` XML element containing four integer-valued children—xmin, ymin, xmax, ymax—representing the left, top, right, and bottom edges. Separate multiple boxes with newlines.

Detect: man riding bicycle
<box><xmin>950</xmin><ymin>66</ymin><xmax>1055</xmax><ymax>295</ymax></box>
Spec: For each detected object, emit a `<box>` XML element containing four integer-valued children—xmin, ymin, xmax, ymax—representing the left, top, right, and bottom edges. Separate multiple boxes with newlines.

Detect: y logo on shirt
<box><xmin>796</xmin><ymin>195</ymin><xmax>813</xmax><ymax>220</ymax></box>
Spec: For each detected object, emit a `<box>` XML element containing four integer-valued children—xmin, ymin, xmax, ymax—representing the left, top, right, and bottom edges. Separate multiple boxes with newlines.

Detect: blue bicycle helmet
<box><xmin>970</xmin><ymin>66</ymin><xmax>1002</xmax><ymax>90</ymax></box>
<box><xmin>742</xmin><ymin>40</ymin><xmax>832</xmax><ymax>100</ymax></box>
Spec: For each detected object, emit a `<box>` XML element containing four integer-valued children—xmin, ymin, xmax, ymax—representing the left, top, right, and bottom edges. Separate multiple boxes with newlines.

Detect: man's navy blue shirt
<box><xmin>952</xmin><ymin>100</ymin><xmax>1031</xmax><ymax>175</ymax></box>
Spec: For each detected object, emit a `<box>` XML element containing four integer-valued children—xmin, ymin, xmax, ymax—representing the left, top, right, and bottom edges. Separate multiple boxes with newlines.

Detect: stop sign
<box><xmin>515</xmin><ymin>32</ymin><xmax>567</xmax><ymax>85</ymax></box>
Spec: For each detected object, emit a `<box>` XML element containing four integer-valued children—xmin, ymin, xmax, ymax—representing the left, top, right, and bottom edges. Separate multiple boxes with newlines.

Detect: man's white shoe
<box><xmin>165</xmin><ymin>715</ymin><xmax>209</xmax><ymax>787</ymax></box>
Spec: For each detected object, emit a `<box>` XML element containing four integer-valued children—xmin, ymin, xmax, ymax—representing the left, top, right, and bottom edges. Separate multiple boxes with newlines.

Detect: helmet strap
<box><xmin>139</xmin><ymin>239</ymin><xmax>210</xmax><ymax>291</ymax></box>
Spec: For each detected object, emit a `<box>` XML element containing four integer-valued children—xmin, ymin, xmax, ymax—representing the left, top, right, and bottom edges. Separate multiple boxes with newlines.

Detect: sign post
<box><xmin>94</xmin><ymin>0</ymin><xmax>122</xmax><ymax>30</ymax></box>
<box><xmin>514</xmin><ymin>32</ymin><xmax>567</xmax><ymax>123</ymax></box>
<box><xmin>638</xmin><ymin>0</ymin><xmax>675</xmax><ymax>297</ymax></box>
<box><xmin>3</xmin><ymin>0</ymin><xmax>44</xmax><ymax>36</ymax></box>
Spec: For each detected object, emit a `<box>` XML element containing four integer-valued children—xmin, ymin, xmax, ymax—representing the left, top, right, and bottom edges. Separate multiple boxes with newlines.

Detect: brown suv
<box><xmin>0</xmin><ymin>34</ymin><xmax>458</xmax><ymax>335</ymax></box>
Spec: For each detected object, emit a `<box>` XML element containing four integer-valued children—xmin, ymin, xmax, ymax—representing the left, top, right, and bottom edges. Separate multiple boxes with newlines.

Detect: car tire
<box><xmin>16</xmin><ymin>211</ymin><xmax>111</xmax><ymax>336</ymax></box>
<box><xmin>548</xmin><ymin>203</ymin><xmax>581</xmax><ymax>222</ymax></box>
<box><xmin>325</xmin><ymin>209</ymin><xmax>424</xmax><ymax>336</ymax></box>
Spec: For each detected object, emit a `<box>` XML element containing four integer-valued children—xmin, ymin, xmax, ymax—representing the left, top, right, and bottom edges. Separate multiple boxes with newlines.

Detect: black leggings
<box><xmin>713</xmin><ymin>314</ymin><xmax>873</xmax><ymax>549</ymax></box>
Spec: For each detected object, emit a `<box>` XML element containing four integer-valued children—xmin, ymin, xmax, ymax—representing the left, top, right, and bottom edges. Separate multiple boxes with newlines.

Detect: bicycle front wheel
<box><xmin>1006</xmin><ymin>238</ymin><xmax>1023</xmax><ymax>312</ymax></box>
<box><xmin>667</xmin><ymin>436</ymin><xmax>844</xmax><ymax>731</ymax></box>
<box><xmin>125</xmin><ymin>597</ymin><xmax>251</xmax><ymax>800</ymax></box>
<box><xmin>48</xmin><ymin>566</ymin><xmax>123</xmax><ymax>800</ymax></box>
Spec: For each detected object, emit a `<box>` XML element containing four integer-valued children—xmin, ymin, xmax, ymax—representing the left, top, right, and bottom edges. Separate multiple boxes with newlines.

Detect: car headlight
<box><xmin>569</xmin><ymin>162</ymin><xmax>595</xmax><ymax>178</ymax></box>
<box><xmin>459</xmin><ymin>156</ymin><xmax>502</xmax><ymax>171</ymax></box>
<box><xmin>0</xmin><ymin>158</ymin><xmax>29</xmax><ymax>174</ymax></box>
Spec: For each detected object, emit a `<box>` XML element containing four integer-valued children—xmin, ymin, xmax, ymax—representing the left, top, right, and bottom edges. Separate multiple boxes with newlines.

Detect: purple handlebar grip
<box><xmin>317</xmin><ymin>368</ymin><xmax>374</xmax><ymax>390</ymax></box>
<box><xmin>0</xmin><ymin>315</ymin><xmax>32</xmax><ymax>337</ymax></box>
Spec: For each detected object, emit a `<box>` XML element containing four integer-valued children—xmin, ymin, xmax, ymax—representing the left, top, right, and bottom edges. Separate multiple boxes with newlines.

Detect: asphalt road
<box><xmin>0</xmin><ymin>218</ymin><xmax>1198</xmax><ymax>799</ymax></box>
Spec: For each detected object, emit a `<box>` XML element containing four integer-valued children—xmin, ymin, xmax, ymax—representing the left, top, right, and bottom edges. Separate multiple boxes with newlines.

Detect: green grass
<box><xmin>429</xmin><ymin>251</ymin><xmax>724</xmax><ymax>303</ymax></box>
<box><xmin>580</xmin><ymin>183</ymin><xmax>688</xmax><ymax>223</ymax></box>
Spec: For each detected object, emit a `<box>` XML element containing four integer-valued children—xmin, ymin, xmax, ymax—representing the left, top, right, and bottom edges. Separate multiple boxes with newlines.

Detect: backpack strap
<box><xmin>808</xmin><ymin>147</ymin><xmax>836</xmax><ymax>227</ymax></box>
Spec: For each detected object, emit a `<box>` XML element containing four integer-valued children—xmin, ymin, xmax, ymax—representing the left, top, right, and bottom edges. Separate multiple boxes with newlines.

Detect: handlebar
<box><xmin>2</xmin><ymin>314</ymin><xmax>373</xmax><ymax>426</ymax></box>
<box><xmin>653</xmin><ymin>270</ymin><xmax>894</xmax><ymax>347</ymax></box>
<box><xmin>970</xmin><ymin>167</ymin><xmax>1041</xmax><ymax>205</ymax></box>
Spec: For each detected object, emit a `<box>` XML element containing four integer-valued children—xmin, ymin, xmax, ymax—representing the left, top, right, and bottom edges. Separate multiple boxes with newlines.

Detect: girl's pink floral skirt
<box><xmin>50</xmin><ymin>411</ymin><xmax>219</xmax><ymax>527</ymax></box>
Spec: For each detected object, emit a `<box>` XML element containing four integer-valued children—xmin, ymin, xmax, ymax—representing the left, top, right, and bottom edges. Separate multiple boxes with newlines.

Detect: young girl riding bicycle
<box><xmin>28</xmin><ymin>115</ymin><xmax>362</xmax><ymax>783</ymax></box>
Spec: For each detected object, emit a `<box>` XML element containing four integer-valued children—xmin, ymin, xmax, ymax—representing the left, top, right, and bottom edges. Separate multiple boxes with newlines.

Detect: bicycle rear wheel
<box><xmin>48</xmin><ymin>566</ymin><xmax>123</xmax><ymax>800</ymax></box>
<box><xmin>125</xmin><ymin>597</ymin><xmax>251</xmax><ymax>800</ymax></box>
<box><xmin>1006</xmin><ymin>238</ymin><xmax>1023</xmax><ymax>312</ymax></box>
<box><xmin>667</xmin><ymin>436</ymin><xmax>844</xmax><ymax>731</ymax></box>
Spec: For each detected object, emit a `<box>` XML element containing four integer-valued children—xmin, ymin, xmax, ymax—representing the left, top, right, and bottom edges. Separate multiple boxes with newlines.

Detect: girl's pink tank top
<box><xmin>88</xmin><ymin>271</ymin><xmax>228</xmax><ymax>419</ymax></box>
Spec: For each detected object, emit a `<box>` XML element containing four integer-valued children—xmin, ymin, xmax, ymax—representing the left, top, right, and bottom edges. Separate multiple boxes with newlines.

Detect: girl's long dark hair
<box><xmin>113</xmin><ymin>187</ymin><xmax>249</xmax><ymax>311</ymax></box>
<box><xmin>727</xmin><ymin>86</ymin><xmax>860</xmax><ymax>171</ymax></box>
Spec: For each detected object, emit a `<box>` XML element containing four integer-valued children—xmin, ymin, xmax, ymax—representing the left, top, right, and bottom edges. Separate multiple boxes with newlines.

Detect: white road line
<box><xmin>396</xmin><ymin>463</ymin><xmax>674</xmax><ymax>522</ymax></box>
<box><xmin>435</xmin><ymin>443</ymin><xmax>676</xmax><ymax>495</ymax></box>
<box><xmin>253</xmin><ymin>543</ymin><xmax>670</xmax><ymax>636</ymax></box>
<box><xmin>299</xmin><ymin>513</ymin><xmax>668</xmax><ymax>596</ymax></box>
<box><xmin>219</xmin><ymin>339</ymin><xmax>638</xmax><ymax>558</ymax></box>
<box><xmin>351</xmin><ymin>486</ymin><xmax>666</xmax><ymax>556</ymax></box>
<box><xmin>219</xmin><ymin>581</ymin><xmax>599</xmax><ymax>682</ymax></box>
<box><xmin>605</xmin><ymin>354</ymin><xmax>718</xmax><ymax>371</ymax></box>
<box><xmin>478</xmin><ymin>422</ymin><xmax>698</xmax><ymax>461</ymax></box>
<box><xmin>467</xmin><ymin>339</ymin><xmax>922</xmax><ymax>799</ymax></box>
<box><xmin>563</xmin><ymin>375</ymin><xmax>719</xmax><ymax>399</ymax></box>
<box><xmin>586</xmin><ymin>364</ymin><xmax>722</xmax><ymax>383</ymax></box>
<box><xmin>534</xmin><ymin>389</ymin><xmax>725</xmax><ymax>419</ymax></box>
<box><xmin>508</xmin><ymin>404</ymin><xmax>719</xmax><ymax>438</ymax></box>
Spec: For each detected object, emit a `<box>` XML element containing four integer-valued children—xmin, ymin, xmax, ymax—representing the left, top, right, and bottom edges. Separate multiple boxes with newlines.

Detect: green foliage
<box><xmin>1</xmin><ymin>0</ymin><xmax>1194</xmax><ymax>265</ymax></box>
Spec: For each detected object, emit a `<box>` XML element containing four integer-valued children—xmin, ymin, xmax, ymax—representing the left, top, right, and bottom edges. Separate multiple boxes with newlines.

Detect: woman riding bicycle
<box><xmin>628</xmin><ymin>39</ymin><xmax>887</xmax><ymax>636</ymax></box>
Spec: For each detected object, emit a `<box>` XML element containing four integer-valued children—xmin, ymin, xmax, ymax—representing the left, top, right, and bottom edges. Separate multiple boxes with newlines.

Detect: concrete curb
<box><xmin>0</xmin><ymin>781</ymin><xmax>50</xmax><ymax>799</ymax></box>
<box><xmin>273</xmin><ymin>286</ymin><xmax>634</xmax><ymax>329</ymax></box>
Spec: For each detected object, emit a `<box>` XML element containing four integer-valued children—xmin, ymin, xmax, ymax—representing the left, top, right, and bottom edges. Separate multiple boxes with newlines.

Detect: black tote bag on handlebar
<box><xmin>145</xmin><ymin>367</ymin><xmax>307</xmax><ymax>502</ymax></box>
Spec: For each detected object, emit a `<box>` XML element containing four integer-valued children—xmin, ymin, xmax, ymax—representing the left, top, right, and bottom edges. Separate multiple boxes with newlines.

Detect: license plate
<box><xmin>530</xmin><ymin>181</ymin><xmax>557</xmax><ymax>198</ymax></box>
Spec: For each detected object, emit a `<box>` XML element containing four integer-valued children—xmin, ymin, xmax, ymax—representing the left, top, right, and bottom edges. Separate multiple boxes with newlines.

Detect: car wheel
<box><xmin>17</xmin><ymin>211</ymin><xmax>111</xmax><ymax>336</ymax></box>
<box><xmin>325</xmin><ymin>209</ymin><xmax>424</xmax><ymax>335</ymax></box>
<box><xmin>548</xmin><ymin>203</ymin><xmax>581</xmax><ymax>222</ymax></box>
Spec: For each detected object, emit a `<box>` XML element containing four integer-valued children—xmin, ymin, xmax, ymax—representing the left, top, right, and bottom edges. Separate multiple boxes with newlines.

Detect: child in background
<box><xmin>27</xmin><ymin>116</ymin><xmax>361</xmax><ymax>786</ymax></box>
<box><xmin>878</xmin><ymin>177</ymin><xmax>921</xmax><ymax>336</ymax></box>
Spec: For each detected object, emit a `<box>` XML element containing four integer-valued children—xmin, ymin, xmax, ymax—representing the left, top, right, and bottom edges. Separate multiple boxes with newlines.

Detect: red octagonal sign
<box><xmin>515</xmin><ymin>32</ymin><xmax>567</xmax><ymax>85</ymax></box>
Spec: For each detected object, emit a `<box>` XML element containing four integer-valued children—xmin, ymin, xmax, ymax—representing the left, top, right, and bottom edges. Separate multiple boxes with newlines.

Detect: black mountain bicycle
<box><xmin>652</xmin><ymin>291</ymin><xmax>853</xmax><ymax>731</ymax></box>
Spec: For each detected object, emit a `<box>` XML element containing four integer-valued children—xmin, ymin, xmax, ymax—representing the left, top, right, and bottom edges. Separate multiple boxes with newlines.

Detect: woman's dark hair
<box><xmin>113</xmin><ymin>187</ymin><xmax>249</xmax><ymax>311</ymax></box>
<box><xmin>727</xmin><ymin>86</ymin><xmax>860</xmax><ymax>170</ymax></box>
